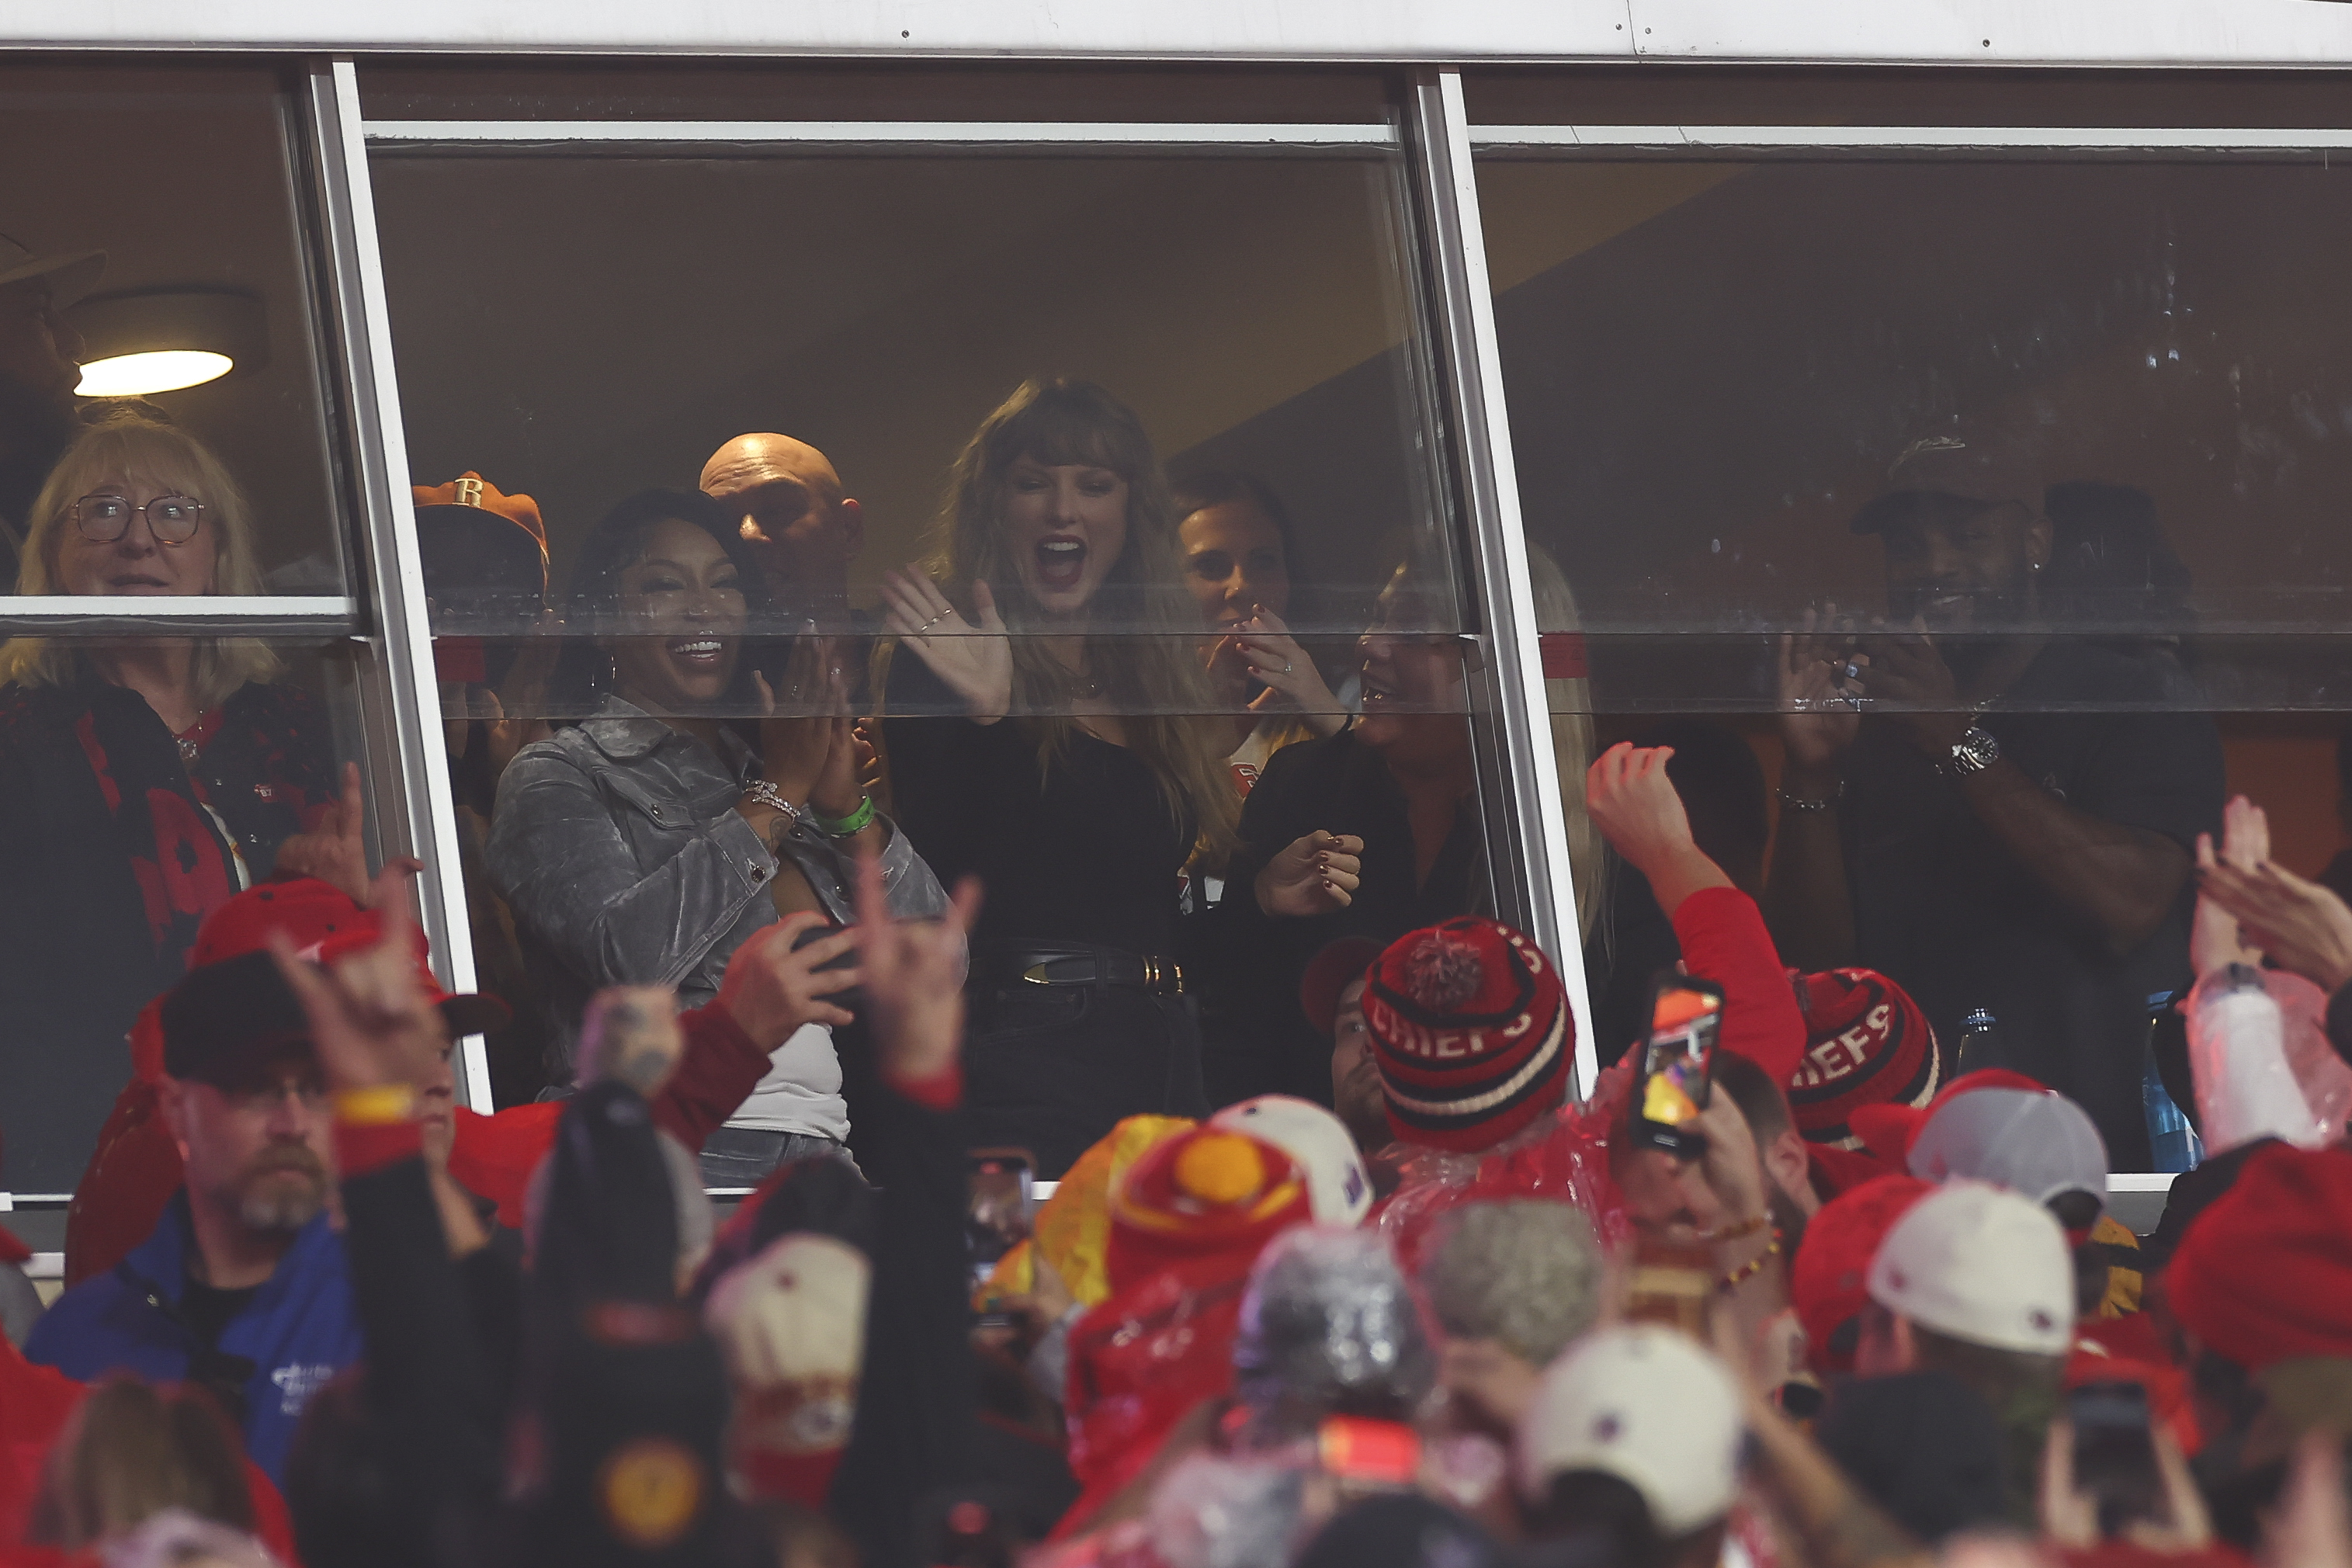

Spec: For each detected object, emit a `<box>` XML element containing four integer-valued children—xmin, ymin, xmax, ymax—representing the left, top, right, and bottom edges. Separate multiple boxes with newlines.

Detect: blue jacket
<box><xmin>24</xmin><ymin>1190</ymin><xmax>362</xmax><ymax>1483</ymax></box>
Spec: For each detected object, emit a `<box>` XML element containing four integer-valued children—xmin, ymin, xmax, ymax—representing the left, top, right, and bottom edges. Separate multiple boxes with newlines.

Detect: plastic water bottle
<box><xmin>1955</xmin><ymin>1008</ymin><xmax>1998</xmax><ymax>1076</ymax></box>
<box><xmin>2144</xmin><ymin>1056</ymin><xmax>2204</xmax><ymax>1172</ymax></box>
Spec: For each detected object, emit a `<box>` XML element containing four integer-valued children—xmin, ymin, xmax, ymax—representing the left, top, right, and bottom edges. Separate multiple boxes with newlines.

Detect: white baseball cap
<box><xmin>1515</xmin><ymin>1325</ymin><xmax>1743</xmax><ymax>1535</ymax></box>
<box><xmin>1906</xmin><ymin>1087</ymin><xmax>2107</xmax><ymax>1209</ymax></box>
<box><xmin>1866</xmin><ymin>1180</ymin><xmax>2073</xmax><ymax>1355</ymax></box>
<box><xmin>1211</xmin><ymin>1094</ymin><xmax>1372</xmax><ymax>1226</ymax></box>
<box><xmin>703</xmin><ymin>1231</ymin><xmax>871</xmax><ymax>1387</ymax></box>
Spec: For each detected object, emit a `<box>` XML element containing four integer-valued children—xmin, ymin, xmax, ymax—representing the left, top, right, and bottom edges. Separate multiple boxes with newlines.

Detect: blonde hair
<box><xmin>1524</xmin><ymin>545</ymin><xmax>1604</xmax><ymax>939</ymax></box>
<box><xmin>915</xmin><ymin>378</ymin><xmax>1240</xmax><ymax>862</ymax></box>
<box><xmin>27</xmin><ymin>1375</ymin><xmax>253</xmax><ymax>1549</ymax></box>
<box><xmin>0</xmin><ymin>415</ymin><xmax>280</xmax><ymax>709</ymax></box>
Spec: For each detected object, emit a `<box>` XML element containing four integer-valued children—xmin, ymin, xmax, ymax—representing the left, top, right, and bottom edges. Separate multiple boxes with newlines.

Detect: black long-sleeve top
<box><xmin>1200</xmin><ymin>727</ymin><xmax>1494</xmax><ymax>1104</ymax></box>
<box><xmin>880</xmin><ymin>652</ymin><xmax>1193</xmax><ymax>962</ymax></box>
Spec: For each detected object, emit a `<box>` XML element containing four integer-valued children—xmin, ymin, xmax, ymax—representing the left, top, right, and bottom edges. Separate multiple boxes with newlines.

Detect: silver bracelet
<box><xmin>741</xmin><ymin>779</ymin><xmax>802</xmax><ymax>827</ymax></box>
<box><xmin>1774</xmin><ymin>780</ymin><xmax>1844</xmax><ymax>813</ymax></box>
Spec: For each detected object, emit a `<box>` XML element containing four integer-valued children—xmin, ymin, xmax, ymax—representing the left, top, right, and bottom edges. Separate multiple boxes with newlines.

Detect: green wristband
<box><xmin>810</xmin><ymin>794</ymin><xmax>877</xmax><ymax>838</ymax></box>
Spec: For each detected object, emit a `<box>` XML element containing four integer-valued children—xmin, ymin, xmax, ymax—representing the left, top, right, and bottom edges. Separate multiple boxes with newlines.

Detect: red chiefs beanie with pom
<box><xmin>1786</xmin><ymin>969</ymin><xmax>1941</xmax><ymax>1148</ymax></box>
<box><xmin>1362</xmin><ymin>916</ymin><xmax>1571</xmax><ymax>1153</ymax></box>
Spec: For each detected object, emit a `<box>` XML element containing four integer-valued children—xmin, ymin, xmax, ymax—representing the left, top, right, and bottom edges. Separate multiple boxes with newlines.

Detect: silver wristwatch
<box><xmin>1942</xmin><ymin>724</ymin><xmax>2001</xmax><ymax>779</ymax></box>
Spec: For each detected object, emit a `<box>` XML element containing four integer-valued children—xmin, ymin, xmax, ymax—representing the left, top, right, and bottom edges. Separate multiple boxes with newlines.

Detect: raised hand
<box><xmin>715</xmin><ymin>909</ymin><xmax>862</xmax><ymax>1046</ymax></box>
<box><xmin>1776</xmin><ymin>605</ymin><xmax>1865</xmax><ymax>779</ymax></box>
<box><xmin>879</xmin><ymin>567</ymin><xmax>1013</xmax><ymax>725</ymax></box>
<box><xmin>265</xmin><ymin>861</ymin><xmax>442</xmax><ymax>1095</ymax></box>
<box><xmin>576</xmin><ymin>985</ymin><xmax>686</xmax><ymax>1099</ymax></box>
<box><xmin>272</xmin><ymin>760</ymin><xmax>372</xmax><ymax>906</ymax></box>
<box><xmin>1585</xmin><ymin>742</ymin><xmax>1695</xmax><ymax>879</ymax></box>
<box><xmin>1855</xmin><ymin>619</ymin><xmax>1970</xmax><ymax>759</ymax></box>
<box><xmin>2192</xmin><ymin>794</ymin><xmax>2273</xmax><ymax>976</ymax></box>
<box><xmin>1254</xmin><ymin>829</ymin><xmax>1364</xmax><ymax>917</ymax></box>
<box><xmin>851</xmin><ymin>850</ymin><xmax>981</xmax><ymax>1084</ymax></box>
<box><xmin>1234</xmin><ymin>605</ymin><xmax>1346</xmax><ymax>737</ymax></box>
<box><xmin>1586</xmin><ymin>741</ymin><xmax>1732</xmax><ymax>914</ymax></box>
<box><xmin>751</xmin><ymin>635</ymin><xmax>848</xmax><ymax>810</ymax></box>
<box><xmin>2198</xmin><ymin>796</ymin><xmax>2352</xmax><ymax>994</ymax></box>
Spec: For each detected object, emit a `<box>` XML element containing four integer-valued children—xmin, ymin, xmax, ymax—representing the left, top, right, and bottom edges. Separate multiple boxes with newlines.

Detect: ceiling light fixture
<box><xmin>76</xmin><ymin>349</ymin><xmax>235</xmax><ymax>397</ymax></box>
<box><xmin>67</xmin><ymin>288</ymin><xmax>269</xmax><ymax>399</ymax></box>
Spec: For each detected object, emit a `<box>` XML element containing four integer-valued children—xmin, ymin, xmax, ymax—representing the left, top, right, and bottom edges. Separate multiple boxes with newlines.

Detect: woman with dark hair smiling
<box><xmin>878</xmin><ymin>376</ymin><xmax>1248</xmax><ymax>1174</ymax></box>
<box><xmin>491</xmin><ymin>487</ymin><xmax>945</xmax><ymax>1184</ymax></box>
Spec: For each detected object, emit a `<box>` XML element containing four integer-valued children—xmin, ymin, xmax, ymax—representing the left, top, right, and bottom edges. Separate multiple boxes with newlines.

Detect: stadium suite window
<box><xmin>356</xmin><ymin>74</ymin><xmax>1525</xmax><ymax>1184</ymax></box>
<box><xmin>1475</xmin><ymin>95</ymin><xmax>2352</xmax><ymax>1172</ymax></box>
<box><xmin>0</xmin><ymin>64</ymin><xmax>374</xmax><ymax>1201</ymax></box>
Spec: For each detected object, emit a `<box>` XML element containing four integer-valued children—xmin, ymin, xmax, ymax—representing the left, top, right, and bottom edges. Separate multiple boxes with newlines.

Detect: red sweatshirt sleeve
<box><xmin>1669</xmin><ymin>885</ymin><xmax>1805</xmax><ymax>1084</ymax></box>
<box><xmin>653</xmin><ymin>1004</ymin><xmax>776</xmax><ymax>1149</ymax></box>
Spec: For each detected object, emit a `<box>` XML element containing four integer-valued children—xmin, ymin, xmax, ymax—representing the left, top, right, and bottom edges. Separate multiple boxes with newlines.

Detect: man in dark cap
<box><xmin>26</xmin><ymin>949</ymin><xmax>364</xmax><ymax>1483</ymax></box>
<box><xmin>0</xmin><ymin>232</ymin><xmax>100</xmax><ymax>573</ymax></box>
<box><xmin>1768</xmin><ymin>425</ymin><xmax>2223</xmax><ymax>1167</ymax></box>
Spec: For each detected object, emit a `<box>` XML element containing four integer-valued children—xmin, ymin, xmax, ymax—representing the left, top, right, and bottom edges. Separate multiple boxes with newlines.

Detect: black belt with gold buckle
<box><xmin>993</xmin><ymin>945</ymin><xmax>1185</xmax><ymax>996</ymax></box>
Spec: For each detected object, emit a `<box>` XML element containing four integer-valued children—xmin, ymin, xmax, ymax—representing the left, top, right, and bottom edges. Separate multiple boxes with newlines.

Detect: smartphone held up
<box><xmin>1633</xmin><ymin>977</ymin><xmax>1725</xmax><ymax>1160</ymax></box>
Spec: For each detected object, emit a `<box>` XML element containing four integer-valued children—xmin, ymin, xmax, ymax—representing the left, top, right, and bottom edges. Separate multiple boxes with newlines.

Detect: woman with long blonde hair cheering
<box><xmin>879</xmin><ymin>377</ymin><xmax>1239</xmax><ymax>1175</ymax></box>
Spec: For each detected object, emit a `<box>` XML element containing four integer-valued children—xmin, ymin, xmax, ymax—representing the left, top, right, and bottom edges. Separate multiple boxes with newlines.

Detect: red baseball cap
<box><xmin>1849</xmin><ymin>1067</ymin><xmax>2046</xmax><ymax>1167</ymax></box>
<box><xmin>192</xmin><ymin>877</ymin><xmax>508</xmax><ymax>1039</ymax></box>
<box><xmin>1790</xmin><ymin>1172</ymin><xmax>1934</xmax><ymax>1375</ymax></box>
<box><xmin>2168</xmin><ymin>1143</ymin><xmax>2352</xmax><ymax>1372</ymax></box>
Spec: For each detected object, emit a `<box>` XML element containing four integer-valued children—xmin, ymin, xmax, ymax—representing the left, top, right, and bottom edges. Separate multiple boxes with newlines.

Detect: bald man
<box><xmin>699</xmin><ymin>432</ymin><xmax>866</xmax><ymax>630</ymax></box>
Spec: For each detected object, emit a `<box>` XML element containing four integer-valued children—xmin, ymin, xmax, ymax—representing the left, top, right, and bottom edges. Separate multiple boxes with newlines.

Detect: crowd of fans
<box><xmin>5</xmin><ymin>231</ymin><xmax>2352</xmax><ymax>1568</ymax></box>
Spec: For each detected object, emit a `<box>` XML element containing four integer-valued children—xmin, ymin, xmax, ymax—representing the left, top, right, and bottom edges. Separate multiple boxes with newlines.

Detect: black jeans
<box><xmin>963</xmin><ymin>981</ymin><xmax>1208</xmax><ymax>1178</ymax></box>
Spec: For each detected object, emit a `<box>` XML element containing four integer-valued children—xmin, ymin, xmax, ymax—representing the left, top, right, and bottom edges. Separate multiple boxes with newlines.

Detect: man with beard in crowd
<box><xmin>26</xmin><ymin>950</ymin><xmax>360</xmax><ymax>1484</ymax></box>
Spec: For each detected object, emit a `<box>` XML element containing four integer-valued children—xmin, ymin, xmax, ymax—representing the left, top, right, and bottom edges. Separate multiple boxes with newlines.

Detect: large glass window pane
<box><xmin>0</xmin><ymin>65</ymin><xmax>373</xmax><ymax>1205</ymax></box>
<box><xmin>366</xmin><ymin>90</ymin><xmax>1500</xmax><ymax>1178</ymax></box>
<box><xmin>0</xmin><ymin>64</ymin><xmax>355</xmax><ymax>591</ymax></box>
<box><xmin>0</xmin><ymin>634</ymin><xmax>372</xmax><ymax>1198</ymax></box>
<box><xmin>1476</xmin><ymin>127</ymin><xmax>2352</xmax><ymax>1171</ymax></box>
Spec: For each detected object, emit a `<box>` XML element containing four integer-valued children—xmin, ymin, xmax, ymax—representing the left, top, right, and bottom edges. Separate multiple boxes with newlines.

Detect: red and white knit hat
<box><xmin>1362</xmin><ymin>916</ymin><xmax>1572</xmax><ymax>1153</ymax></box>
<box><xmin>1785</xmin><ymin>968</ymin><xmax>1941</xmax><ymax>1148</ymax></box>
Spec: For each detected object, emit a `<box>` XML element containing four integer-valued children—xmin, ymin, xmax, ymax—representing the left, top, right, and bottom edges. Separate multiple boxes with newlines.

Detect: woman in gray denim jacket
<box><xmin>488</xmin><ymin>489</ymin><xmax>947</xmax><ymax>1184</ymax></box>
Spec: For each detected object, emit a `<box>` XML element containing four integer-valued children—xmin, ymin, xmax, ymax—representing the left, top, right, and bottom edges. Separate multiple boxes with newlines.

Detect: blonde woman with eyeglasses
<box><xmin>0</xmin><ymin>415</ymin><xmax>345</xmax><ymax>1196</ymax></box>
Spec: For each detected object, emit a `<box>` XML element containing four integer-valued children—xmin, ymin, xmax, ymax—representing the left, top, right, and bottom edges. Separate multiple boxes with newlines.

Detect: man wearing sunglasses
<box><xmin>1766</xmin><ymin>425</ymin><xmax>2222</xmax><ymax>1169</ymax></box>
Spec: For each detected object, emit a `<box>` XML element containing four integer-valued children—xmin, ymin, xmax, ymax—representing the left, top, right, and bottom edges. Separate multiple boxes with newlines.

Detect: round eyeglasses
<box><xmin>72</xmin><ymin>492</ymin><xmax>206</xmax><ymax>545</ymax></box>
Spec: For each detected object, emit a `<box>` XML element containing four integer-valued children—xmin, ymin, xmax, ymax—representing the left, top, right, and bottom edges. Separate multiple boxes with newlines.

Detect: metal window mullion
<box><xmin>363</xmin><ymin>118</ymin><xmax>1398</xmax><ymax>149</ymax></box>
<box><xmin>1470</xmin><ymin>123</ymin><xmax>2352</xmax><ymax>156</ymax></box>
<box><xmin>307</xmin><ymin>58</ymin><xmax>491</xmax><ymax>1110</ymax></box>
<box><xmin>1408</xmin><ymin>68</ymin><xmax>1597</xmax><ymax>1098</ymax></box>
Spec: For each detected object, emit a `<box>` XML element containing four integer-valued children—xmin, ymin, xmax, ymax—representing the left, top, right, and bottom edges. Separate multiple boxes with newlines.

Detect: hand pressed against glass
<box><xmin>604</xmin><ymin>517</ymin><xmax>748</xmax><ymax>716</ymax></box>
<box><xmin>1003</xmin><ymin>456</ymin><xmax>1127</xmax><ymax>619</ymax></box>
<box><xmin>55</xmin><ymin>474</ymin><xmax>217</xmax><ymax>598</ymax></box>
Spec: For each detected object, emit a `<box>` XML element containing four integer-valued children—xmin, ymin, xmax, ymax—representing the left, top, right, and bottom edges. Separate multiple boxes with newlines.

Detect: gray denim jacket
<box><xmin>485</xmin><ymin>697</ymin><xmax>949</xmax><ymax>1078</ymax></box>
